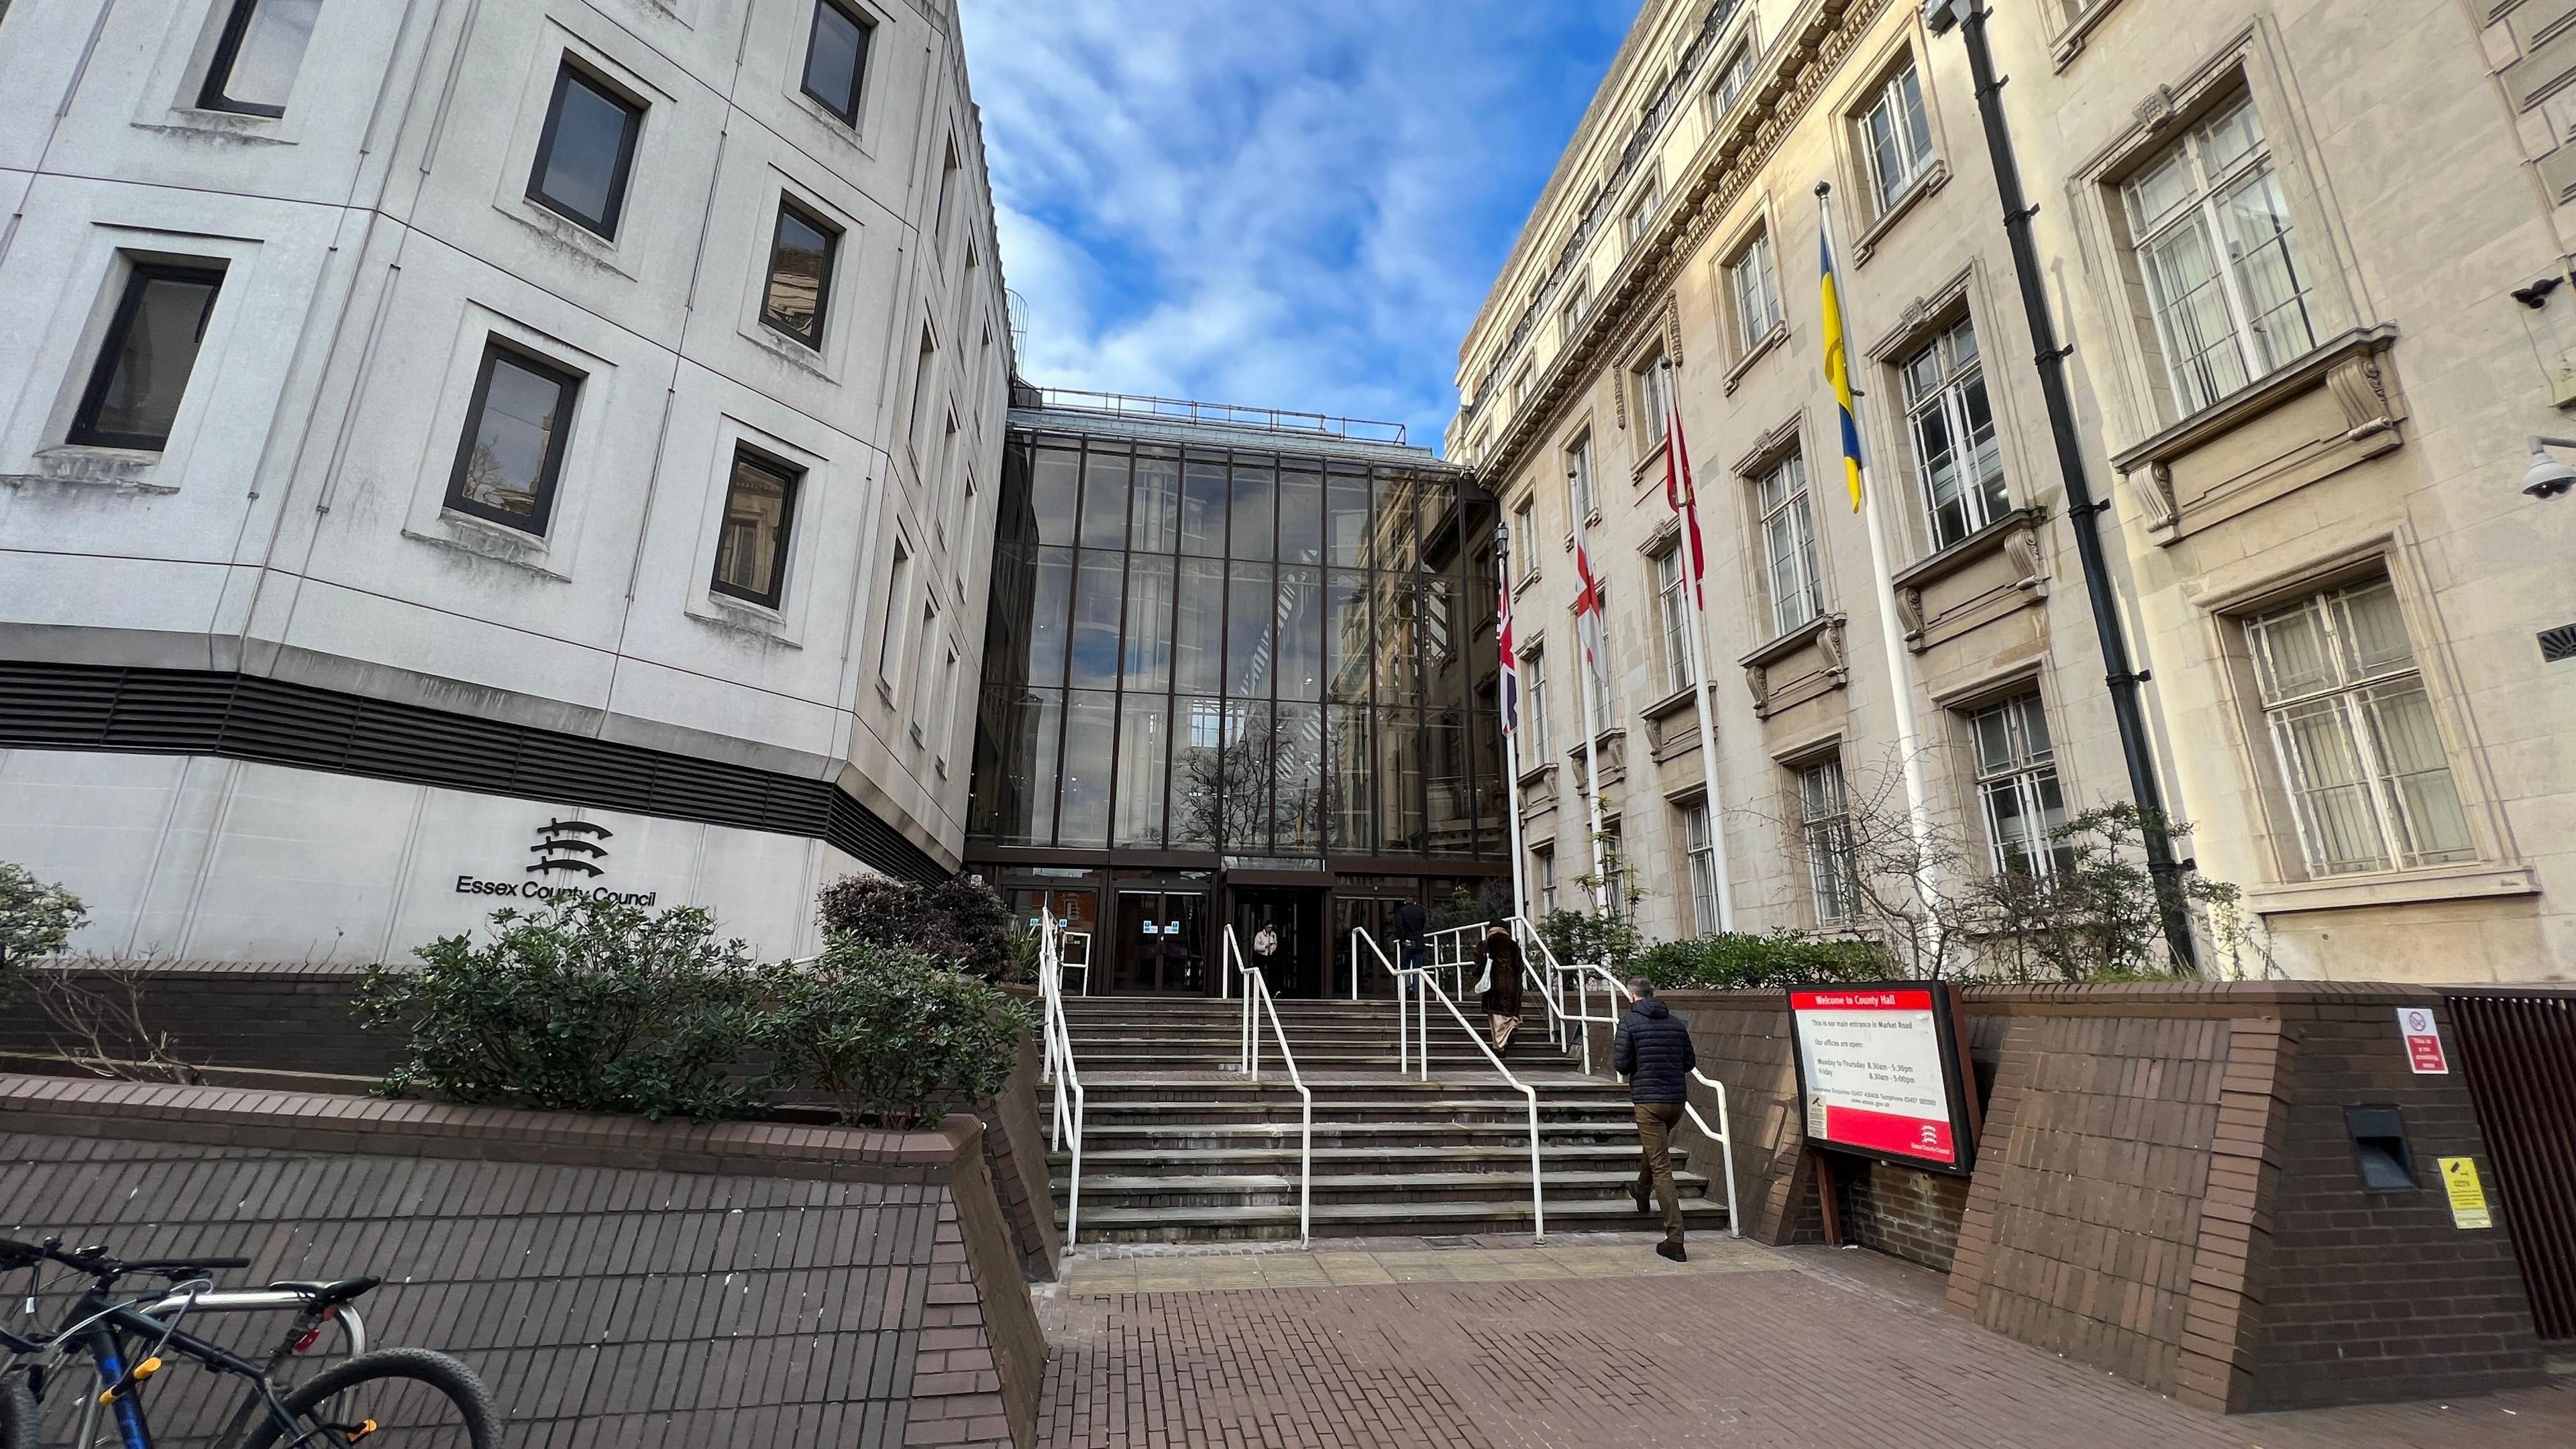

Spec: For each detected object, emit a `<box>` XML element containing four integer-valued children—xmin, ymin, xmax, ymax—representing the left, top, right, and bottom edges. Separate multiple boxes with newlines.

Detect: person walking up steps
<box><xmin>1612</xmin><ymin>978</ymin><xmax>1696</xmax><ymax>1261</ymax></box>
<box><xmin>1477</xmin><ymin>924</ymin><xmax>1525</xmax><ymax>1054</ymax></box>
<box><xmin>1389</xmin><ymin>897</ymin><xmax>1428</xmax><ymax>977</ymax></box>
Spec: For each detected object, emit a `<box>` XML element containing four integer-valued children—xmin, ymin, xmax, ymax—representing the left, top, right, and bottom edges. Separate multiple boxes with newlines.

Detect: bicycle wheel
<box><xmin>233</xmin><ymin>1348</ymin><xmax>499</xmax><ymax>1449</ymax></box>
<box><xmin>0</xmin><ymin>1368</ymin><xmax>33</xmax><ymax>1449</ymax></box>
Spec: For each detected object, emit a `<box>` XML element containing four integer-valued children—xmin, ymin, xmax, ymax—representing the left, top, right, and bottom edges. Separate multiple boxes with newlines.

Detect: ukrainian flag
<box><xmin>1821</xmin><ymin>231</ymin><xmax>1865</xmax><ymax>512</ymax></box>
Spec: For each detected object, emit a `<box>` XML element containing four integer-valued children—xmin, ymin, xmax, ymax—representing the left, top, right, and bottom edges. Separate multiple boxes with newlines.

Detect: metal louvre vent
<box><xmin>2544</xmin><ymin>624</ymin><xmax>2576</xmax><ymax>664</ymax></box>
<box><xmin>0</xmin><ymin>661</ymin><xmax>945</xmax><ymax>883</ymax></box>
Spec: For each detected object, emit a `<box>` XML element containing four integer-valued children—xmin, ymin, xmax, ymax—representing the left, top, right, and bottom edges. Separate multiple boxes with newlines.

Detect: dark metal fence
<box><xmin>2447</xmin><ymin>989</ymin><xmax>2576</xmax><ymax>1342</ymax></box>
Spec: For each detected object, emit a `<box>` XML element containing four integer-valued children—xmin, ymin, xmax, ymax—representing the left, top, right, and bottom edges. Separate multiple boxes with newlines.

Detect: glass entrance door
<box><xmin>1232</xmin><ymin>887</ymin><xmax>1326</xmax><ymax>998</ymax></box>
<box><xmin>1114</xmin><ymin>890</ymin><xmax>1207</xmax><ymax>994</ymax></box>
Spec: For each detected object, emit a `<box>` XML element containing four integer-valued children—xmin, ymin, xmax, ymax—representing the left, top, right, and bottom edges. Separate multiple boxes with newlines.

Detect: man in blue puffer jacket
<box><xmin>1611</xmin><ymin>979</ymin><xmax>1697</xmax><ymax>1261</ymax></box>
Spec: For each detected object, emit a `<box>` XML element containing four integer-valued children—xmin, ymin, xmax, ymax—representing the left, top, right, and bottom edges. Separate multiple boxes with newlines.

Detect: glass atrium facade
<box><xmin>967</xmin><ymin>409</ymin><xmax>1506</xmax><ymax>996</ymax></box>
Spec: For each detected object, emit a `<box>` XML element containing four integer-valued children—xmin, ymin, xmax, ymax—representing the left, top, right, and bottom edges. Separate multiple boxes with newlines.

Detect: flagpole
<box><xmin>1664</xmin><ymin>362</ymin><xmax>1737</xmax><ymax>934</ymax></box>
<box><xmin>1496</xmin><ymin>523</ymin><xmax>1531</xmax><ymax>928</ymax></box>
<box><xmin>1818</xmin><ymin>182</ymin><xmax>1940</xmax><ymax>933</ymax></box>
<box><xmin>1570</xmin><ymin>474</ymin><xmax>1612</xmax><ymax>917</ymax></box>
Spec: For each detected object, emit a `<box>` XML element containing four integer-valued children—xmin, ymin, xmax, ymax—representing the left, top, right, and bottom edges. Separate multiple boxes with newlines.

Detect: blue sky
<box><xmin>955</xmin><ymin>0</ymin><xmax>1639</xmax><ymax>455</ymax></box>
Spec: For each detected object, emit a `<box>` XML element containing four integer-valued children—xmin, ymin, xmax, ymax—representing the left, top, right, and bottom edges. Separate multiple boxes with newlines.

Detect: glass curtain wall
<box><xmin>971</xmin><ymin>431</ymin><xmax>1498</xmax><ymax>864</ymax></box>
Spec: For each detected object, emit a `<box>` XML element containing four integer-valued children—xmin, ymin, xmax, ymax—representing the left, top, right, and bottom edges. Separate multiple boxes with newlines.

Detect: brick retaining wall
<box><xmin>0</xmin><ymin>1075</ymin><xmax>1044</xmax><ymax>1448</ymax></box>
<box><xmin>0</xmin><ymin>961</ymin><xmax>1063</xmax><ymax>1282</ymax></box>
<box><xmin>1656</xmin><ymin>982</ymin><xmax>2546</xmax><ymax>1413</ymax></box>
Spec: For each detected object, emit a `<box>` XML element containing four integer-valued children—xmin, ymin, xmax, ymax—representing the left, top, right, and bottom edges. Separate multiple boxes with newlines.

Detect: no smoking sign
<box><xmin>2397</xmin><ymin>1006</ymin><xmax>2449</xmax><ymax>1075</ymax></box>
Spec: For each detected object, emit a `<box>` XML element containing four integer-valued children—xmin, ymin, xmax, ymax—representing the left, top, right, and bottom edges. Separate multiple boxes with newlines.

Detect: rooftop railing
<box><xmin>1015</xmin><ymin>384</ymin><xmax>1411</xmax><ymax>447</ymax></box>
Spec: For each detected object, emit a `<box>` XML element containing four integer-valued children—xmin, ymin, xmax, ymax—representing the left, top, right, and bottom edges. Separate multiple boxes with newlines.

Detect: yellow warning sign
<box><xmin>2439</xmin><ymin>1157</ymin><xmax>2492</xmax><ymax>1230</ymax></box>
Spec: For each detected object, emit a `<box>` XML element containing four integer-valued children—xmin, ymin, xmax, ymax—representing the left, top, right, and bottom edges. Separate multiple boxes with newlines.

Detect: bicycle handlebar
<box><xmin>0</xmin><ymin>1236</ymin><xmax>251</xmax><ymax>1281</ymax></box>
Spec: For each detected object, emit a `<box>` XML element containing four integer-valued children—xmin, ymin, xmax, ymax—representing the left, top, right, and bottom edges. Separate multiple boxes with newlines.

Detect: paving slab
<box><xmin>1035</xmin><ymin>1232</ymin><xmax>2576</xmax><ymax>1448</ymax></box>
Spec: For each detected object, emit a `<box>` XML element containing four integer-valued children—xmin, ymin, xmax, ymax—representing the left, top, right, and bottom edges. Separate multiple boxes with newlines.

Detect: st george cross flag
<box><xmin>1497</xmin><ymin>546</ymin><xmax>1520</xmax><ymax>737</ymax></box>
<box><xmin>1572</xmin><ymin>508</ymin><xmax>1609</xmax><ymax>688</ymax></box>
<box><xmin>1661</xmin><ymin>362</ymin><xmax>1706</xmax><ymax>606</ymax></box>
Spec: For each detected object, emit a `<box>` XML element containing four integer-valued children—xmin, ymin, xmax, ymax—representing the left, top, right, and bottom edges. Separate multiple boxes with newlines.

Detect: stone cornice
<box><xmin>1470</xmin><ymin>0</ymin><xmax>1889</xmax><ymax>488</ymax></box>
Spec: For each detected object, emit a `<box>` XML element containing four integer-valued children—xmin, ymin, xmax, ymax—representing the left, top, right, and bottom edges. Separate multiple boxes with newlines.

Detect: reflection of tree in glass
<box><xmin>461</xmin><ymin>441</ymin><xmax>536</xmax><ymax>517</ymax></box>
<box><xmin>1175</xmin><ymin>704</ymin><xmax>1326</xmax><ymax>857</ymax></box>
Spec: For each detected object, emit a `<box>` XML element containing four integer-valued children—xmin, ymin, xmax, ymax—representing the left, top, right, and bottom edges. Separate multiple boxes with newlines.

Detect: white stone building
<box><xmin>0</xmin><ymin>0</ymin><xmax>1010</xmax><ymax>962</ymax></box>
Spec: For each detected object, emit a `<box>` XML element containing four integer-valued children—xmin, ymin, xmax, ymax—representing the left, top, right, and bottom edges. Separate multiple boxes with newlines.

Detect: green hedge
<box><xmin>1632</xmin><ymin>932</ymin><xmax>1886</xmax><ymax>992</ymax></box>
<box><xmin>363</xmin><ymin>898</ymin><xmax>1030</xmax><ymax>1125</ymax></box>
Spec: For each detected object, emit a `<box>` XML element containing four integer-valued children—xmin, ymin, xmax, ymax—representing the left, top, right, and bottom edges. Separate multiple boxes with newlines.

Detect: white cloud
<box><xmin>957</xmin><ymin>0</ymin><xmax>1633</xmax><ymax>453</ymax></box>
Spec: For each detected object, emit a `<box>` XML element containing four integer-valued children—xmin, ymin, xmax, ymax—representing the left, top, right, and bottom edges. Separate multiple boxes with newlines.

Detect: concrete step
<box><xmin>1073</xmin><ymin>1121</ymin><xmax>1655</xmax><ymax>1150</ymax></box>
<box><xmin>1068</xmin><ymin>1143</ymin><xmax>1683</xmax><ymax>1173</ymax></box>
<box><xmin>1058</xmin><ymin>1167</ymin><xmax>1714</xmax><ymax>1210</ymax></box>
<box><xmin>1059</xmin><ymin>1195</ymin><xmax>1730</xmax><ymax>1244</ymax></box>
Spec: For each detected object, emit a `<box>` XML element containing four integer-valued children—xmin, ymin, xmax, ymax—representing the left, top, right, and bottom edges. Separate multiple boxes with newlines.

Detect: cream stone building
<box><xmin>1452</xmin><ymin>0</ymin><xmax>2576</xmax><ymax>983</ymax></box>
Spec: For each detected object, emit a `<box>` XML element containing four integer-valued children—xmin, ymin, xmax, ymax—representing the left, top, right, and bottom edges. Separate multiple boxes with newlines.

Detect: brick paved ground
<box><xmin>1036</xmin><ymin>1234</ymin><xmax>2575</xmax><ymax>1448</ymax></box>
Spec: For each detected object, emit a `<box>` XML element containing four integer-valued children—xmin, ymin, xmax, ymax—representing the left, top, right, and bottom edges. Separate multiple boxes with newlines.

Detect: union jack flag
<box><xmin>1497</xmin><ymin>543</ymin><xmax>1520</xmax><ymax>736</ymax></box>
<box><xmin>1662</xmin><ymin>362</ymin><xmax>1706</xmax><ymax>607</ymax></box>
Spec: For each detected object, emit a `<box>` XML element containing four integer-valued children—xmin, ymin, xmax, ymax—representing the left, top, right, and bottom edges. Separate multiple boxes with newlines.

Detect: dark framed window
<box><xmin>527</xmin><ymin>62</ymin><xmax>642</xmax><ymax>237</ymax></box>
<box><xmin>761</xmin><ymin>199</ymin><xmax>839</xmax><ymax>347</ymax></box>
<box><xmin>712</xmin><ymin>449</ymin><xmax>802</xmax><ymax>607</ymax></box>
<box><xmin>68</xmin><ymin>263</ymin><xmax>226</xmax><ymax>451</ymax></box>
<box><xmin>800</xmin><ymin>0</ymin><xmax>875</xmax><ymax>125</ymax></box>
<box><xmin>197</xmin><ymin>0</ymin><xmax>322</xmax><ymax>117</ymax></box>
<box><xmin>443</xmin><ymin>342</ymin><xmax>582</xmax><ymax>536</ymax></box>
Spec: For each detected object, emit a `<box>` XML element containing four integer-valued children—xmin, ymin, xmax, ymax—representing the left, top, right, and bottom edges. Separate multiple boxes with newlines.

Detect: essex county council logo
<box><xmin>529</xmin><ymin>818</ymin><xmax>613</xmax><ymax>877</ymax></box>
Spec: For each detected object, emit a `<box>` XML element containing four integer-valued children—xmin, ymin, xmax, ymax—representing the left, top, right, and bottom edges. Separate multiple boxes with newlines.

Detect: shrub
<box><xmin>361</xmin><ymin>898</ymin><xmax>769</xmax><ymax>1122</ymax></box>
<box><xmin>816</xmin><ymin>875</ymin><xmax>1016</xmax><ymax>981</ymax></box>
<box><xmin>1535</xmin><ymin>908</ymin><xmax>1643</xmax><ymax>974</ymax></box>
<box><xmin>1633</xmin><ymin>932</ymin><xmax>1886</xmax><ymax>992</ymax></box>
<box><xmin>760</xmin><ymin>937</ymin><xmax>1032</xmax><ymax>1128</ymax></box>
<box><xmin>1428</xmin><ymin>879</ymin><xmax>1515</xmax><ymax>933</ymax></box>
<box><xmin>1</xmin><ymin>862</ymin><xmax>87</xmax><ymax>996</ymax></box>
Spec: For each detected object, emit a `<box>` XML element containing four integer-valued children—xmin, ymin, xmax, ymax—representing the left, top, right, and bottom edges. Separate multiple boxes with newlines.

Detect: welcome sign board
<box><xmin>1788</xmin><ymin>984</ymin><xmax>1977</xmax><ymax>1175</ymax></box>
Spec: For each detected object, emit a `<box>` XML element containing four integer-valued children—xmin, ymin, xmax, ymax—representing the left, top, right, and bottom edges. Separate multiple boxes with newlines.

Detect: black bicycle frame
<box><xmin>60</xmin><ymin>1291</ymin><xmax>303</xmax><ymax>1449</ymax></box>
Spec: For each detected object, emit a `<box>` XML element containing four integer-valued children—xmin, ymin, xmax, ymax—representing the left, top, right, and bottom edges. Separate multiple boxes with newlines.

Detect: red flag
<box><xmin>1497</xmin><ymin>547</ymin><xmax>1519</xmax><ymax>736</ymax></box>
<box><xmin>1662</xmin><ymin>362</ymin><xmax>1706</xmax><ymax>607</ymax></box>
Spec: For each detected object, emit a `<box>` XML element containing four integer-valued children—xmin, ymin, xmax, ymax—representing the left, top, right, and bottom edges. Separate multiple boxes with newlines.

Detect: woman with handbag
<box><xmin>1474</xmin><ymin>924</ymin><xmax>1525</xmax><ymax>1054</ymax></box>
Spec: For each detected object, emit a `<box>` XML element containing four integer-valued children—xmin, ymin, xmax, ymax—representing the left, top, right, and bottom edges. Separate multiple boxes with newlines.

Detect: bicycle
<box><xmin>0</xmin><ymin>1236</ymin><xmax>498</xmax><ymax>1448</ymax></box>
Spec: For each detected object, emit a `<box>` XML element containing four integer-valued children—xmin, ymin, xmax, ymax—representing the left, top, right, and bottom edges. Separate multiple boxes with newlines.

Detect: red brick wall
<box><xmin>0</xmin><ymin>1075</ymin><xmax>1044</xmax><ymax>1448</ymax></box>
<box><xmin>1660</xmin><ymin>983</ymin><xmax>2549</xmax><ymax>1414</ymax></box>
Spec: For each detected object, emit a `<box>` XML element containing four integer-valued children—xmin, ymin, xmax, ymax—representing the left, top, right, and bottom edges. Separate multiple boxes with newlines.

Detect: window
<box><xmin>1566</xmin><ymin>434</ymin><xmax>1596</xmax><ymax>522</ymax></box>
<box><xmin>1756</xmin><ymin>451</ymin><xmax>1823</xmax><ymax>637</ymax></box>
<box><xmin>1711</xmin><ymin>39</ymin><xmax>1756</xmax><ymax>116</ymax></box>
<box><xmin>800</xmin><ymin>0</ymin><xmax>874</xmax><ymax>125</ymax></box>
<box><xmin>1634</xmin><ymin>352</ymin><xmax>1673</xmax><ymax>452</ymax></box>
<box><xmin>1522</xmin><ymin>647</ymin><xmax>1552</xmax><ymax>759</ymax></box>
<box><xmin>1900</xmin><ymin>317</ymin><xmax>2008</xmax><ymax>549</ymax></box>
<box><xmin>2245</xmin><ymin>579</ymin><xmax>2473</xmax><ymax>877</ymax></box>
<box><xmin>877</xmin><ymin>540</ymin><xmax>912</xmax><ymax>686</ymax></box>
<box><xmin>1654</xmin><ymin>549</ymin><xmax>1694</xmax><ymax>695</ymax></box>
<box><xmin>1682</xmin><ymin>801</ymin><xmax>1721</xmax><ymax>936</ymax></box>
<box><xmin>1625</xmin><ymin>172</ymin><xmax>1662</xmax><ymax>247</ymax></box>
<box><xmin>68</xmin><ymin>263</ymin><xmax>224</xmax><ymax>451</ymax></box>
<box><xmin>937</xmin><ymin>410</ymin><xmax>961</xmax><ymax>539</ymax></box>
<box><xmin>1857</xmin><ymin>62</ymin><xmax>1935</xmax><ymax>213</ymax></box>
<box><xmin>1726</xmin><ymin>231</ymin><xmax>1783</xmax><ymax>356</ymax></box>
<box><xmin>528</xmin><ymin>63</ymin><xmax>642</xmax><ymax>237</ymax></box>
<box><xmin>1968</xmin><ymin>693</ymin><xmax>2072</xmax><ymax>877</ymax></box>
<box><xmin>199</xmin><ymin>0</ymin><xmax>321</xmax><ymax>117</ymax></box>
<box><xmin>2121</xmin><ymin>95</ymin><xmax>2318</xmax><ymax>416</ymax></box>
<box><xmin>1560</xmin><ymin>273</ymin><xmax>1591</xmax><ymax>342</ymax></box>
<box><xmin>1513</xmin><ymin>364</ymin><xmax>1535</xmax><ymax>411</ymax></box>
<box><xmin>712</xmin><ymin>449</ymin><xmax>800</xmax><ymax>607</ymax></box>
<box><xmin>912</xmin><ymin>599</ymin><xmax>942</xmax><ymax>740</ymax></box>
<box><xmin>1536</xmin><ymin>848</ymin><xmax>1558</xmax><ymax>916</ymax></box>
<box><xmin>910</xmin><ymin>330</ymin><xmax>938</xmax><ymax>447</ymax></box>
<box><xmin>761</xmin><ymin>199</ymin><xmax>839</xmax><ymax>347</ymax></box>
<box><xmin>1511</xmin><ymin>497</ymin><xmax>1539</xmax><ymax>578</ymax></box>
<box><xmin>1795</xmin><ymin>757</ymin><xmax>1858</xmax><ymax>924</ymax></box>
<box><xmin>936</xmin><ymin>641</ymin><xmax>961</xmax><ymax>771</ymax></box>
<box><xmin>442</xmin><ymin>343</ymin><xmax>581</xmax><ymax>535</ymax></box>
<box><xmin>934</xmin><ymin>136</ymin><xmax>961</xmax><ymax>246</ymax></box>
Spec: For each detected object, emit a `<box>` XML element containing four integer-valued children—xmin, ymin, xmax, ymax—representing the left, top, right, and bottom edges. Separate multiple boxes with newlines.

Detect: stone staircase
<box><xmin>1047</xmin><ymin>995</ymin><xmax>1729</xmax><ymax>1242</ymax></box>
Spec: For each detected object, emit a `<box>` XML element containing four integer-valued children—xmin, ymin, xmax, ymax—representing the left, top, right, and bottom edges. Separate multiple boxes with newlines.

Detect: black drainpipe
<box><xmin>1929</xmin><ymin>0</ymin><xmax>2198</xmax><ymax>970</ymax></box>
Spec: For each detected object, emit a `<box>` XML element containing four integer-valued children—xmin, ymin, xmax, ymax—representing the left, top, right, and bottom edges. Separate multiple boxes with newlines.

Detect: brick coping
<box><xmin>0</xmin><ymin>1072</ymin><xmax>975</xmax><ymax>1182</ymax></box>
<box><xmin>1652</xmin><ymin>979</ymin><xmax>2477</xmax><ymax>1020</ymax></box>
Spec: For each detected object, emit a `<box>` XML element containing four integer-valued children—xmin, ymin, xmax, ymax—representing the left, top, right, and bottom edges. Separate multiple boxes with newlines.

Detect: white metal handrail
<box><xmin>1036</xmin><ymin>915</ymin><xmax>1089</xmax><ymax>1243</ymax></box>
<box><xmin>1685</xmin><ymin>1069</ymin><xmax>1742</xmax><ymax>1238</ymax></box>
<box><xmin>1228</xmin><ymin>926</ymin><xmax>1314</xmax><ymax>1245</ymax></box>
<box><xmin>1362</xmin><ymin>927</ymin><xmax>1547</xmax><ymax>1239</ymax></box>
<box><xmin>1062</xmin><ymin>930</ymin><xmax>1092</xmax><ymax>996</ymax></box>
